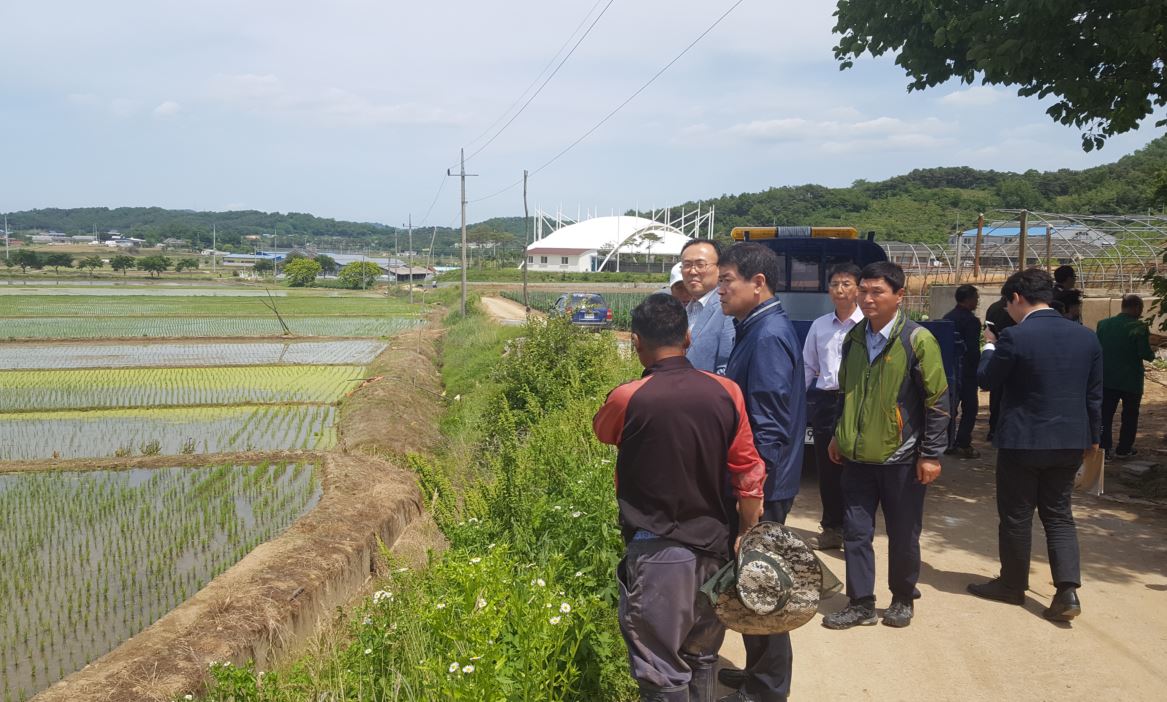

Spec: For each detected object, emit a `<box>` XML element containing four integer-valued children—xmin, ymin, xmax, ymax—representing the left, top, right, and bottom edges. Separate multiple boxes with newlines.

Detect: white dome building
<box><xmin>525</xmin><ymin>215</ymin><xmax>690</xmax><ymax>273</ymax></box>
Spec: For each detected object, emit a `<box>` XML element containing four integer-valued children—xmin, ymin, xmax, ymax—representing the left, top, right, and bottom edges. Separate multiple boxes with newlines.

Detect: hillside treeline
<box><xmin>7</xmin><ymin>136</ymin><xmax>1166</xmax><ymax>249</ymax></box>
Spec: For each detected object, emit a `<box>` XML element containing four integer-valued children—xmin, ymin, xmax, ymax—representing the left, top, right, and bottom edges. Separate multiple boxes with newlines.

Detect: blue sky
<box><xmin>1</xmin><ymin>0</ymin><xmax>1162</xmax><ymax>227</ymax></box>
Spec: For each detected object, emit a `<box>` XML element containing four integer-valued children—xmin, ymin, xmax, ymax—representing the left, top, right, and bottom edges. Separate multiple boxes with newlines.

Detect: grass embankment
<box><xmin>205</xmin><ymin>309</ymin><xmax>640</xmax><ymax>701</ymax></box>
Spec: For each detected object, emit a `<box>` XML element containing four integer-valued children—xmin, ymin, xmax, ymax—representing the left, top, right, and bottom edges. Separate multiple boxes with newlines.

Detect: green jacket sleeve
<box><xmin>912</xmin><ymin>328</ymin><xmax>951</xmax><ymax>459</ymax></box>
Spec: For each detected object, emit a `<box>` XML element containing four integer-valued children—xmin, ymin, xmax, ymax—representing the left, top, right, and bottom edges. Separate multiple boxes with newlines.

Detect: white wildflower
<box><xmin>574</xmin><ymin>571</ymin><xmax>583</xmax><ymax>578</ymax></box>
<box><xmin>487</xmin><ymin>543</ymin><xmax>496</xmax><ymax>549</ymax></box>
<box><xmin>468</xmin><ymin>517</ymin><xmax>479</xmax><ymax>524</ymax></box>
<box><xmin>184</xmin><ymin>696</ymin><xmax>194</xmax><ymax>701</ymax></box>
<box><xmin>362</xmin><ymin>616</ymin><xmax>373</xmax><ymax>626</ymax></box>
<box><xmin>449</xmin><ymin>662</ymin><xmax>460</xmax><ymax>673</ymax></box>
<box><xmin>372</xmin><ymin>590</ymin><xmax>393</xmax><ymax>604</ymax></box>
<box><xmin>470</xmin><ymin>557</ymin><xmax>481</xmax><ymax>564</ymax></box>
<box><xmin>364</xmin><ymin>648</ymin><xmax>372</xmax><ymax>655</ymax></box>
<box><xmin>552</xmin><ymin>505</ymin><xmax>562</xmax><ymax>511</ymax></box>
<box><xmin>560</xmin><ymin>602</ymin><xmax>571</xmax><ymax>613</ymax></box>
<box><xmin>436</xmin><ymin>603</ymin><xmax>446</xmax><ymax>610</ymax></box>
<box><xmin>571</xmin><ymin>511</ymin><xmax>582</xmax><ymax>518</ymax></box>
<box><xmin>476</xmin><ymin>597</ymin><xmax>488</xmax><ymax>610</ymax></box>
<box><xmin>462</xmin><ymin>665</ymin><xmax>475</xmax><ymax>674</ymax></box>
<box><xmin>549</xmin><ymin>616</ymin><xmax>561</xmax><ymax>625</ymax></box>
<box><xmin>534</xmin><ymin>578</ymin><xmax>546</xmax><ymax>587</ymax></box>
<box><xmin>395</xmin><ymin>567</ymin><xmax>409</xmax><ymax>573</ymax></box>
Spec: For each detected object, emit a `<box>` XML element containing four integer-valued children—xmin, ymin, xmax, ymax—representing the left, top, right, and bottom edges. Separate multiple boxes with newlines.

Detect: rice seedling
<box><xmin>0</xmin><ymin>463</ymin><xmax>321</xmax><ymax>702</ymax></box>
<box><xmin>0</xmin><ymin>366</ymin><xmax>366</xmax><ymax>412</ymax></box>
<box><xmin>0</xmin><ymin>340</ymin><xmax>387</xmax><ymax>371</ymax></box>
<box><xmin>0</xmin><ymin>405</ymin><xmax>337</xmax><ymax>461</ymax></box>
<box><xmin>0</xmin><ymin>316</ymin><xmax>419</xmax><ymax>340</ymax></box>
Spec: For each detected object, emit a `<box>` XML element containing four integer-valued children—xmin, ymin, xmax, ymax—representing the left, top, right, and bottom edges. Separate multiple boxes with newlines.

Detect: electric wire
<box><xmin>469</xmin><ymin>0</ymin><xmax>747</xmax><ymax>205</ymax></box>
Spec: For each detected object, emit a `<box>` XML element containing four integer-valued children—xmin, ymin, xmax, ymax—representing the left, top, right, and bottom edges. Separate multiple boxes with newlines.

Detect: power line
<box><xmin>462</xmin><ymin>0</ymin><xmax>610</xmax><ymax>152</ymax></box>
<box><xmin>421</xmin><ymin>0</ymin><xmax>611</xmax><ymax>226</ymax></box>
<box><xmin>470</xmin><ymin>0</ymin><xmax>748</xmax><ymax>204</ymax></box>
<box><xmin>460</xmin><ymin>0</ymin><xmax>616</xmax><ymax>167</ymax></box>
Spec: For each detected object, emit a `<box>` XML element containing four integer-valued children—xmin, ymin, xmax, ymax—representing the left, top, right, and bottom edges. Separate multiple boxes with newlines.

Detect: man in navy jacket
<box><xmin>969</xmin><ymin>268</ymin><xmax>1102</xmax><ymax>622</ymax></box>
<box><xmin>717</xmin><ymin>242</ymin><xmax>806</xmax><ymax>702</ymax></box>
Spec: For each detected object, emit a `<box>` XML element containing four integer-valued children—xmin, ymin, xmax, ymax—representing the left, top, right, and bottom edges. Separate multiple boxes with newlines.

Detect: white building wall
<box><xmin>527</xmin><ymin>251</ymin><xmax>594</xmax><ymax>273</ymax></box>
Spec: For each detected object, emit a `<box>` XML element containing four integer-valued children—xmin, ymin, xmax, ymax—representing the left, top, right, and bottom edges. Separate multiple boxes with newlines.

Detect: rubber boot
<box><xmin>689</xmin><ymin>666</ymin><xmax>716</xmax><ymax>702</ymax></box>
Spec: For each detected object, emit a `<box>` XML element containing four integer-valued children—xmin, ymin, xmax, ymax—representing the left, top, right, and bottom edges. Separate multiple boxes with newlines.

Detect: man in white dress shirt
<box><xmin>801</xmin><ymin>263</ymin><xmax>863</xmax><ymax>550</ymax></box>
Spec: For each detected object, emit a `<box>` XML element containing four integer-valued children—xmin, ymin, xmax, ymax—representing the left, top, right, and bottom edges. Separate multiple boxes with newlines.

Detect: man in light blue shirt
<box><xmin>681</xmin><ymin>239</ymin><xmax>735</xmax><ymax>374</ymax></box>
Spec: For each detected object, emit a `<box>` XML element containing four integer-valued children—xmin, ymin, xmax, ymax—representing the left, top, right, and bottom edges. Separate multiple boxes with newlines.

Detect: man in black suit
<box><xmin>967</xmin><ymin>268</ymin><xmax>1102</xmax><ymax>622</ymax></box>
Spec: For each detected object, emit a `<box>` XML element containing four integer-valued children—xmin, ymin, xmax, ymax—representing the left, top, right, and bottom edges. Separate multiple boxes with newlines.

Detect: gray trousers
<box><xmin>617</xmin><ymin>539</ymin><xmax>726</xmax><ymax>697</ymax></box>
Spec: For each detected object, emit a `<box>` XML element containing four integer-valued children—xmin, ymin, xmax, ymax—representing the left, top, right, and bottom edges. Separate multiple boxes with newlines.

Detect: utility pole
<box><xmin>3</xmin><ymin>214</ymin><xmax>8</xmax><ymax>262</ymax></box>
<box><xmin>212</xmin><ymin>224</ymin><xmax>217</xmax><ymax>276</ymax></box>
<box><xmin>522</xmin><ymin>169</ymin><xmax>530</xmax><ymax>312</ymax></box>
<box><xmin>448</xmin><ymin>148</ymin><xmax>477</xmax><ymax>316</ymax></box>
<box><xmin>407</xmin><ymin>214</ymin><xmax>414</xmax><ymax>305</ymax></box>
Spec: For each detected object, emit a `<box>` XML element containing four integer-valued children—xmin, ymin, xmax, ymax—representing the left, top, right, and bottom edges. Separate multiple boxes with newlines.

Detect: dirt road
<box><xmin>480</xmin><ymin>295</ymin><xmax>539</xmax><ymax>326</ymax></box>
<box><xmin>718</xmin><ymin>405</ymin><xmax>1167</xmax><ymax>701</ymax></box>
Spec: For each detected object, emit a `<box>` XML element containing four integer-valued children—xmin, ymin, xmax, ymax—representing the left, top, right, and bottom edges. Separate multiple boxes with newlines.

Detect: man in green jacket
<box><xmin>1097</xmin><ymin>295</ymin><xmax>1156</xmax><ymax>458</ymax></box>
<box><xmin>824</xmin><ymin>261</ymin><xmax>950</xmax><ymax>630</ymax></box>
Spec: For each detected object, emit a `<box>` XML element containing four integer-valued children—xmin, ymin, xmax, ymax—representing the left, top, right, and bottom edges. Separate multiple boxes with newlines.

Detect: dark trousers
<box><xmin>1100</xmin><ymin>387</ymin><xmax>1141</xmax><ymax>453</ymax></box>
<box><xmin>841</xmin><ymin>461</ymin><xmax>925</xmax><ymax>604</ymax></box>
<box><xmin>987</xmin><ymin>387</ymin><xmax>1002</xmax><ymax>439</ymax></box>
<box><xmin>618</xmin><ymin>539</ymin><xmax>726</xmax><ymax>696</ymax></box>
<box><xmin>995</xmin><ymin>449</ymin><xmax>1082</xmax><ymax>591</ymax></box>
<box><xmin>808</xmin><ymin>389</ymin><xmax>843</xmax><ymax>530</ymax></box>
<box><xmin>952</xmin><ymin>371</ymin><xmax>979</xmax><ymax>448</ymax></box>
<box><xmin>740</xmin><ymin>499</ymin><xmax>794</xmax><ymax>702</ymax></box>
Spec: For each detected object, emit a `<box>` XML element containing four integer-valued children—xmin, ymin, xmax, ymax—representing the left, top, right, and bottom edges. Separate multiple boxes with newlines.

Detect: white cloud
<box><xmin>153</xmin><ymin>101</ymin><xmax>181</xmax><ymax>118</ymax></box>
<box><xmin>724</xmin><ymin>114</ymin><xmax>954</xmax><ymax>151</ymax></box>
<box><xmin>205</xmin><ymin>73</ymin><xmax>461</xmax><ymax>127</ymax></box>
<box><xmin>939</xmin><ymin>85</ymin><xmax>1007</xmax><ymax>107</ymax></box>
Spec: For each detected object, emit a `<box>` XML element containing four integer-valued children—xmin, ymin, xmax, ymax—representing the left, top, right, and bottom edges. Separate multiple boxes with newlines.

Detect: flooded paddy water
<box><xmin>0</xmin><ymin>463</ymin><xmax>321</xmax><ymax>701</ymax></box>
<box><xmin>0</xmin><ymin>285</ymin><xmax>419</xmax><ymax>699</ymax></box>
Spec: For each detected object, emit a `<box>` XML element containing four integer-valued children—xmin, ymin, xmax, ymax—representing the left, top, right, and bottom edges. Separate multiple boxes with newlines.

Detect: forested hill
<box><xmin>660</xmin><ymin>134</ymin><xmax>1167</xmax><ymax>244</ymax></box>
<box><xmin>7</xmin><ymin>136</ymin><xmax>1166</xmax><ymax>249</ymax></box>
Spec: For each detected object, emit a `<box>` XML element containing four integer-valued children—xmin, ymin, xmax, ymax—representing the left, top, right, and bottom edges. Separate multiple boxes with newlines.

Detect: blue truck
<box><xmin>730</xmin><ymin>226</ymin><xmax>958</xmax><ymax>444</ymax></box>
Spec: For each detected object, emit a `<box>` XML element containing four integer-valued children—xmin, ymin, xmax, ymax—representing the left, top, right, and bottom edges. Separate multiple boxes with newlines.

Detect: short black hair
<box><xmin>630</xmin><ymin>294</ymin><xmax>688</xmax><ymax>349</ymax></box>
<box><xmin>859</xmin><ymin>261</ymin><xmax>906</xmax><ymax>293</ymax></box>
<box><xmin>1054</xmin><ymin>265</ymin><xmax>1076</xmax><ymax>285</ymax></box>
<box><xmin>1049</xmin><ymin>299</ymin><xmax>1067</xmax><ymax>314</ymax></box>
<box><xmin>720</xmin><ymin>242</ymin><xmax>781</xmax><ymax>294</ymax></box>
<box><xmin>681</xmin><ymin>238</ymin><xmax>722</xmax><ymax>260</ymax></box>
<box><xmin>955</xmin><ymin>284</ymin><xmax>979</xmax><ymax>304</ymax></box>
<box><xmin>1121</xmin><ymin>293</ymin><xmax>1144</xmax><ymax>311</ymax></box>
<box><xmin>1000</xmin><ymin>267</ymin><xmax>1054</xmax><ymax>305</ymax></box>
<box><xmin>828</xmin><ymin>263</ymin><xmax>862</xmax><ymax>285</ymax></box>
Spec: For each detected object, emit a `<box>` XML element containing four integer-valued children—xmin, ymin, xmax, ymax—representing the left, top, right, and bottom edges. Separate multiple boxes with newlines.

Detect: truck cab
<box><xmin>731</xmin><ymin>226</ymin><xmax>959</xmax><ymax>440</ymax></box>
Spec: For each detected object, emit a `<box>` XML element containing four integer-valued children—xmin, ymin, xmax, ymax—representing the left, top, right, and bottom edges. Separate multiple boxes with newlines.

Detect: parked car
<box><xmin>553</xmin><ymin>292</ymin><xmax>613</xmax><ymax>330</ymax></box>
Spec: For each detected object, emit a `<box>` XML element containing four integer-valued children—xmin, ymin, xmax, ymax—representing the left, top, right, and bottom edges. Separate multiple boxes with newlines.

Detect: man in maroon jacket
<box><xmin>595</xmin><ymin>294</ymin><xmax>765</xmax><ymax>702</ymax></box>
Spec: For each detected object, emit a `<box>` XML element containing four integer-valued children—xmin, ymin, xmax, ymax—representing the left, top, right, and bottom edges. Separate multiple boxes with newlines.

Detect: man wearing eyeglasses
<box><xmin>681</xmin><ymin>239</ymin><xmax>736</xmax><ymax>374</ymax></box>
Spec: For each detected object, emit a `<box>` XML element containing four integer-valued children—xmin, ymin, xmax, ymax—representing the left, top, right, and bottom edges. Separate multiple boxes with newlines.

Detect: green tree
<box><xmin>314</xmin><ymin>254</ymin><xmax>338</xmax><ymax>275</ymax></box>
<box><xmin>337</xmin><ymin>260</ymin><xmax>383</xmax><ymax>289</ymax></box>
<box><xmin>174</xmin><ymin>258</ymin><xmax>199</xmax><ymax>273</ymax></box>
<box><xmin>78</xmin><ymin>255</ymin><xmax>105</xmax><ymax>277</ymax></box>
<box><xmin>833</xmin><ymin>0</ymin><xmax>1167</xmax><ymax>150</ymax></box>
<box><xmin>252</xmin><ymin>259</ymin><xmax>274</xmax><ymax>275</ymax></box>
<box><xmin>283</xmin><ymin>257</ymin><xmax>322</xmax><ymax>287</ymax></box>
<box><xmin>10</xmin><ymin>249</ymin><xmax>42</xmax><ymax>273</ymax></box>
<box><xmin>136</xmin><ymin>255</ymin><xmax>172</xmax><ymax>277</ymax></box>
<box><xmin>109</xmin><ymin>254</ymin><xmax>135</xmax><ymax>276</ymax></box>
<box><xmin>42</xmin><ymin>252</ymin><xmax>73</xmax><ymax>274</ymax></box>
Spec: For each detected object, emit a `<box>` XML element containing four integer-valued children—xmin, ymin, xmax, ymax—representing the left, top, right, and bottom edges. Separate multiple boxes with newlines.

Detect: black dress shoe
<box><xmin>717</xmin><ymin>667</ymin><xmax>747</xmax><ymax>689</ymax></box>
<box><xmin>967</xmin><ymin>578</ymin><xmax>1025</xmax><ymax>605</ymax></box>
<box><xmin>1043</xmin><ymin>588</ymin><xmax>1082</xmax><ymax>621</ymax></box>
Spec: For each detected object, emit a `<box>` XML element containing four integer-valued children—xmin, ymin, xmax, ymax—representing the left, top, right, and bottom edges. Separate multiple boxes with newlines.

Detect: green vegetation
<box><xmin>283</xmin><ymin>258</ymin><xmax>322</xmax><ymax>287</ymax></box>
<box><xmin>833</xmin><ymin>0</ymin><xmax>1167</xmax><ymax>150</ymax></box>
<box><xmin>337</xmin><ymin>260</ymin><xmax>384</xmax><ymax>289</ymax></box>
<box><xmin>0</xmin><ymin>365</ymin><xmax>365</xmax><ymax>412</ymax></box>
<box><xmin>205</xmin><ymin>314</ymin><xmax>640</xmax><ymax>701</ymax></box>
<box><xmin>0</xmin><ymin>462</ymin><xmax>320</xmax><ymax>702</ymax></box>
<box><xmin>0</xmin><ymin>405</ymin><xmax>337</xmax><ymax>460</ymax></box>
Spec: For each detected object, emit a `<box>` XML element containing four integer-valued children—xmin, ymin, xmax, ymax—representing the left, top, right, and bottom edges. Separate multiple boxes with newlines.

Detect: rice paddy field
<box><xmin>0</xmin><ymin>285</ymin><xmax>416</xmax><ymax>700</ymax></box>
<box><xmin>0</xmin><ymin>339</ymin><xmax>387</xmax><ymax>370</ymax></box>
<box><xmin>0</xmin><ymin>462</ymin><xmax>321</xmax><ymax>702</ymax></box>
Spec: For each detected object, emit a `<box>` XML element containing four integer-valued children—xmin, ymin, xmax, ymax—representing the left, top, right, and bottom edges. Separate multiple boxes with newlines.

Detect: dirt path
<box><xmin>480</xmin><ymin>295</ymin><xmax>540</xmax><ymax>325</ymax></box>
<box><xmin>718</xmin><ymin>394</ymin><xmax>1167</xmax><ymax>701</ymax></box>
